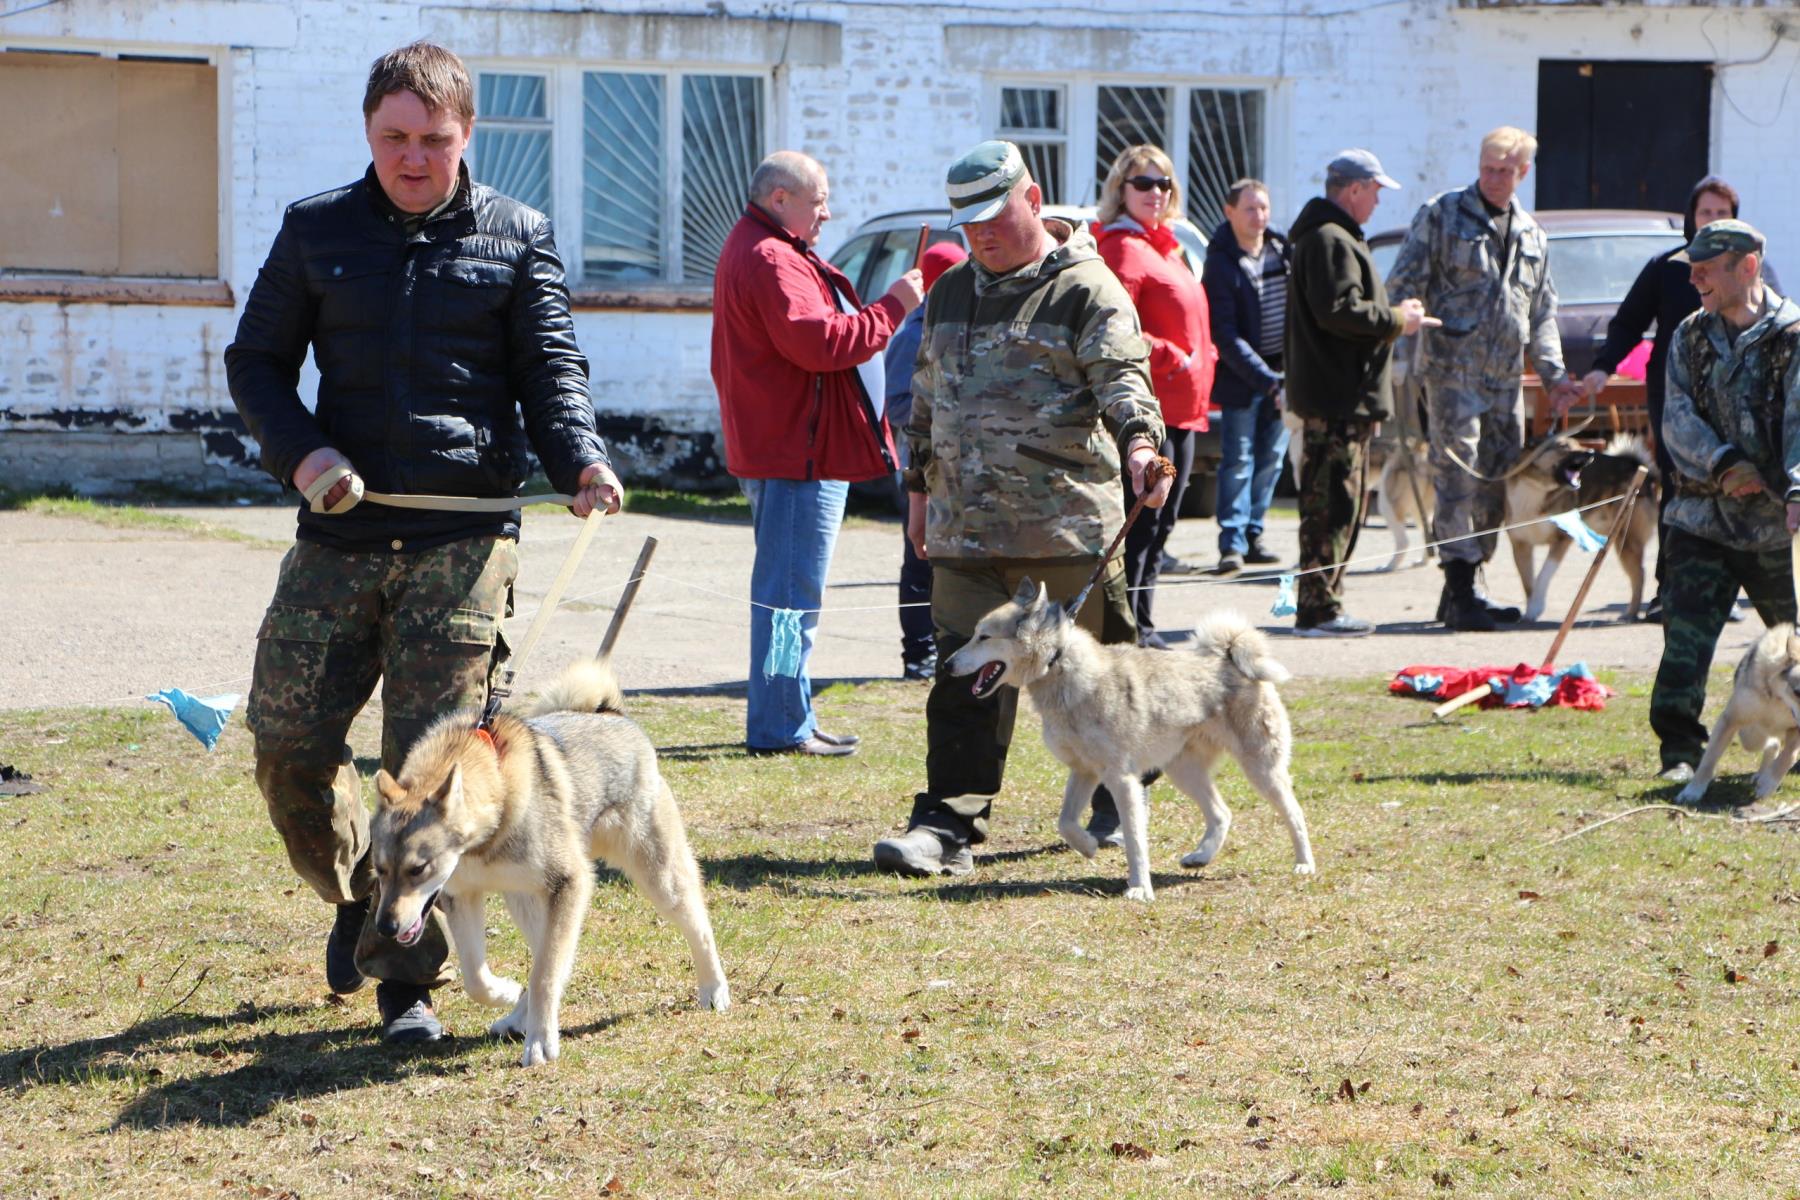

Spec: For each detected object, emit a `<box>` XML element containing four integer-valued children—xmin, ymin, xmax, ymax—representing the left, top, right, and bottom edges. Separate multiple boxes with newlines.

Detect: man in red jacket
<box><xmin>712</xmin><ymin>151</ymin><xmax>924</xmax><ymax>755</ymax></box>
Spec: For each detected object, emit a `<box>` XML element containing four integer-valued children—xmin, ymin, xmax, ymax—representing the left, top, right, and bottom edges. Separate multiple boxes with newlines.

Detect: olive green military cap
<box><xmin>946</xmin><ymin>140</ymin><xmax>1026</xmax><ymax>228</ymax></box>
<box><xmin>1680</xmin><ymin>218</ymin><xmax>1765</xmax><ymax>263</ymax></box>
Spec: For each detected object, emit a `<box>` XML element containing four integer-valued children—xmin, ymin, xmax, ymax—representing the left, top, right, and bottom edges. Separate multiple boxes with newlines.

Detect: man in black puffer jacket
<box><xmin>225</xmin><ymin>41</ymin><xmax>620</xmax><ymax>1047</ymax></box>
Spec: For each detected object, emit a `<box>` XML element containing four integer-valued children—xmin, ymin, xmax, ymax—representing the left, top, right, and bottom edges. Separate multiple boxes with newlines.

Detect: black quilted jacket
<box><xmin>225</xmin><ymin>165</ymin><xmax>607</xmax><ymax>551</ymax></box>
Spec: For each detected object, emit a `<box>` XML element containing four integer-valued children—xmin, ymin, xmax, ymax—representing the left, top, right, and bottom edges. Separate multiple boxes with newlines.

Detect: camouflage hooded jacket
<box><xmin>1386</xmin><ymin>185</ymin><xmax>1567</xmax><ymax>391</ymax></box>
<box><xmin>1662</xmin><ymin>288</ymin><xmax>1800</xmax><ymax>551</ymax></box>
<box><xmin>904</xmin><ymin>220</ymin><xmax>1163</xmax><ymax>562</ymax></box>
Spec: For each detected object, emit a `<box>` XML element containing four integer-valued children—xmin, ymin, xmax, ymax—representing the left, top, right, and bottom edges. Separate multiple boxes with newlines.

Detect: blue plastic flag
<box><xmin>763</xmin><ymin>607</ymin><xmax>804</xmax><ymax>678</ymax></box>
<box><xmin>1549</xmin><ymin>510</ymin><xmax>1607</xmax><ymax>552</ymax></box>
<box><xmin>1271</xmin><ymin>574</ymin><xmax>1297</xmax><ymax>618</ymax></box>
<box><xmin>146</xmin><ymin>688</ymin><xmax>240</xmax><ymax>750</ymax></box>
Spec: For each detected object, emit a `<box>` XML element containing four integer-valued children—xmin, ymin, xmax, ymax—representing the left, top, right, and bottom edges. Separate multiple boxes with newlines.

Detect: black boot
<box><xmin>326</xmin><ymin>898</ymin><xmax>370</xmax><ymax>995</ymax></box>
<box><xmin>1439</xmin><ymin>561</ymin><xmax>1497</xmax><ymax>632</ymax></box>
<box><xmin>1435</xmin><ymin>565</ymin><xmax>1520</xmax><ymax>624</ymax></box>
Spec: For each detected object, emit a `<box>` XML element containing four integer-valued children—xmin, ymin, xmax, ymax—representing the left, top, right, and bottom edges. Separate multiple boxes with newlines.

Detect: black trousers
<box><xmin>898</xmin><ymin>532</ymin><xmax>935</xmax><ymax>667</ymax></box>
<box><xmin>1119</xmin><ymin>428</ymin><xmax>1196</xmax><ymax>641</ymax></box>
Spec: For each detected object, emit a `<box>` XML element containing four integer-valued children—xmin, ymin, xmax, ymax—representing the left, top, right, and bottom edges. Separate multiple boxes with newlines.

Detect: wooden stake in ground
<box><xmin>1432</xmin><ymin>463</ymin><xmax>1650</xmax><ymax>720</ymax></box>
<box><xmin>597</xmin><ymin>535</ymin><xmax>659</xmax><ymax>660</ymax></box>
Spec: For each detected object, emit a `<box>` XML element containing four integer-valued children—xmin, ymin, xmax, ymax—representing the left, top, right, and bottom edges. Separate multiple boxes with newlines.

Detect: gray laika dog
<box><xmin>370</xmin><ymin>661</ymin><xmax>729</xmax><ymax>1067</ymax></box>
<box><xmin>947</xmin><ymin>579</ymin><xmax>1315</xmax><ymax>900</ymax></box>
<box><xmin>1677</xmin><ymin>623</ymin><xmax>1800</xmax><ymax>808</ymax></box>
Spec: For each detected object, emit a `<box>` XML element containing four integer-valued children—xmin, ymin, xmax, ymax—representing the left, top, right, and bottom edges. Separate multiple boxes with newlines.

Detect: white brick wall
<box><xmin>4</xmin><ymin>0</ymin><xmax>1798</xmax><ymax>491</ymax></box>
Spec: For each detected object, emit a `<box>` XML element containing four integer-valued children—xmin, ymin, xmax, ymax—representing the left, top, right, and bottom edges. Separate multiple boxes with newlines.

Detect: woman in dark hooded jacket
<box><xmin>1586</xmin><ymin>176</ymin><xmax>1783</xmax><ymax>618</ymax></box>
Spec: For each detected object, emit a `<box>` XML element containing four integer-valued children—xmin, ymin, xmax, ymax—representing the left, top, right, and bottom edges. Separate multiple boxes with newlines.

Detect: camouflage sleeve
<box><xmin>902</xmin><ymin>296</ymin><xmax>941</xmax><ymax>494</ymax></box>
<box><xmin>1783</xmin><ymin>336</ymin><xmax>1800</xmax><ymax>502</ymax></box>
<box><xmin>1383</xmin><ymin>201</ymin><xmax>1436</xmax><ymax>306</ymax></box>
<box><xmin>1526</xmin><ymin>237</ymin><xmax>1568</xmax><ymax>386</ymax></box>
<box><xmin>1662</xmin><ymin>323</ymin><xmax>1732</xmax><ymax>484</ymax></box>
<box><xmin>1077</xmin><ymin>272</ymin><xmax>1164</xmax><ymax>453</ymax></box>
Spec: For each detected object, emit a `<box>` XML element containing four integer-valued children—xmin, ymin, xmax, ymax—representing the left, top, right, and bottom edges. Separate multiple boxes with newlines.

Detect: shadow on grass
<box><xmin>1</xmin><ymin>998</ymin><xmax>645</xmax><ymax>1129</ymax></box>
<box><xmin>1356</xmin><ymin>769</ymin><xmax>1616</xmax><ymax>788</ymax></box>
<box><xmin>930</xmin><ymin>868</ymin><xmax>1217</xmax><ymax>903</ymax></box>
<box><xmin>699</xmin><ymin>842</ymin><xmax>1073</xmax><ymax>893</ymax></box>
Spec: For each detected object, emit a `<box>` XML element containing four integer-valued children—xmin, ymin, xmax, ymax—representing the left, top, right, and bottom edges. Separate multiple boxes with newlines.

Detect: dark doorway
<box><xmin>1536</xmin><ymin>60</ymin><xmax>1711</xmax><ymax>212</ymax></box>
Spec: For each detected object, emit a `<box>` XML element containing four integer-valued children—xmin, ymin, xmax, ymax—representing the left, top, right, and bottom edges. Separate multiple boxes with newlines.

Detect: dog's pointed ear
<box><xmin>431</xmin><ymin>763</ymin><xmax>463</xmax><ymax>811</ymax></box>
<box><xmin>373</xmin><ymin>769</ymin><xmax>406</xmax><ymax>807</ymax></box>
<box><xmin>1013</xmin><ymin>575</ymin><xmax>1040</xmax><ymax>608</ymax></box>
<box><xmin>1034</xmin><ymin>580</ymin><xmax>1050</xmax><ymax>612</ymax></box>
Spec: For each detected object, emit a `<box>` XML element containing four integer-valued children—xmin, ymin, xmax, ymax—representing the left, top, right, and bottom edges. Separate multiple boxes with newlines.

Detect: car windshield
<box><xmin>1549</xmin><ymin>232</ymin><xmax>1684</xmax><ymax>305</ymax></box>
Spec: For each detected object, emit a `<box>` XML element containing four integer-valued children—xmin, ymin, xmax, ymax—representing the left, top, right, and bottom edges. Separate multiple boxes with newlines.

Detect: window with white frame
<box><xmin>993</xmin><ymin>80</ymin><xmax>1265</xmax><ymax>233</ymax></box>
<box><xmin>473</xmin><ymin>65</ymin><xmax>765</xmax><ymax>289</ymax></box>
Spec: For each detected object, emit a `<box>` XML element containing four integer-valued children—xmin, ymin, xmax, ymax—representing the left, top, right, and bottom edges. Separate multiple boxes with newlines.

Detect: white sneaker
<box><xmin>1296</xmin><ymin>614</ymin><xmax>1375</xmax><ymax>638</ymax></box>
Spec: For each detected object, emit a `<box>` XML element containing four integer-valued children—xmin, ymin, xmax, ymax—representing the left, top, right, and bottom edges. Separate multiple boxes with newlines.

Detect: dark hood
<box><xmin>1289</xmin><ymin>195</ymin><xmax>1364</xmax><ymax>245</ymax></box>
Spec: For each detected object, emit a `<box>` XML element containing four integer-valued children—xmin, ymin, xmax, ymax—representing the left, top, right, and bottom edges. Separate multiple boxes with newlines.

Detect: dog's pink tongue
<box><xmin>973</xmin><ymin>662</ymin><xmax>1002</xmax><ymax>695</ymax></box>
<box><xmin>397</xmin><ymin>916</ymin><xmax>424</xmax><ymax>946</ymax></box>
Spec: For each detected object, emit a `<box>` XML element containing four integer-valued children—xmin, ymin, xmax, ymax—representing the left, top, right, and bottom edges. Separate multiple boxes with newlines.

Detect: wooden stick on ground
<box><xmin>1431</xmin><ymin>464</ymin><xmax>1650</xmax><ymax>721</ymax></box>
<box><xmin>597</xmin><ymin>535</ymin><xmax>659</xmax><ymax>661</ymax></box>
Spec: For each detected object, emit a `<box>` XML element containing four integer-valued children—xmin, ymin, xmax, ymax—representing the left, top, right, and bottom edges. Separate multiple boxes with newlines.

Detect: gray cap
<box><xmin>1679</xmin><ymin>218</ymin><xmax>1765</xmax><ymax>264</ymax></box>
<box><xmin>1326</xmin><ymin>148</ymin><xmax>1400</xmax><ymax>190</ymax></box>
<box><xmin>946</xmin><ymin>140</ymin><xmax>1027</xmax><ymax>228</ymax></box>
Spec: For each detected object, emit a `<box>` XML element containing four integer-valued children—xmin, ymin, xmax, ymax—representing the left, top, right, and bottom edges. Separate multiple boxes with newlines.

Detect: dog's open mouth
<box><xmin>970</xmin><ymin>661</ymin><xmax>1005</xmax><ymax>699</ymax></box>
<box><xmin>1557</xmin><ymin>464</ymin><xmax>1584</xmax><ymax>490</ymax></box>
<box><xmin>393</xmin><ymin>888</ymin><xmax>441</xmax><ymax>947</ymax></box>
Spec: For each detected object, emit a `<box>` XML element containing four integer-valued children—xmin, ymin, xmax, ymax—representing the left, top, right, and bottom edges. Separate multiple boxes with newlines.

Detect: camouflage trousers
<box><xmin>247</xmin><ymin>536</ymin><xmax>518</xmax><ymax>987</ymax></box>
<box><xmin>1295</xmin><ymin>418</ymin><xmax>1371</xmax><ymax>627</ymax></box>
<box><xmin>909</xmin><ymin>557</ymin><xmax>1135</xmax><ymax>846</ymax></box>
<box><xmin>1650</xmin><ymin>527</ymin><xmax>1795</xmax><ymax>771</ymax></box>
<box><xmin>1427</xmin><ymin>381</ymin><xmax>1522</xmax><ymax>565</ymax></box>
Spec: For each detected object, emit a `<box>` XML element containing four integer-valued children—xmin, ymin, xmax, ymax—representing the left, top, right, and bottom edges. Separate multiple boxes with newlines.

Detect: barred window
<box><xmin>474</xmin><ymin>72</ymin><xmax>552</xmax><ymax>217</ymax></box>
<box><xmin>998</xmin><ymin>85</ymin><xmax>1066</xmax><ymax>207</ymax></box>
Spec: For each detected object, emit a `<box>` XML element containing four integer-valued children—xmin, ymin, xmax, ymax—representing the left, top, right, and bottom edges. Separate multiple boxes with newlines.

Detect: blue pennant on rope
<box><xmin>1271</xmin><ymin>574</ymin><xmax>1297</xmax><ymax>618</ymax></box>
<box><xmin>146</xmin><ymin>688</ymin><xmax>240</xmax><ymax>750</ymax></box>
<box><xmin>763</xmin><ymin>607</ymin><xmax>805</xmax><ymax>678</ymax></box>
<box><xmin>1548</xmin><ymin>510</ymin><xmax>1607</xmax><ymax>552</ymax></box>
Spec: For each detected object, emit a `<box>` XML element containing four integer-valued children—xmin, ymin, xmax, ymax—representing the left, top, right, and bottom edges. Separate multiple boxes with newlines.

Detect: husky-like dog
<box><xmin>1373</xmin><ymin>437</ymin><xmax>1436</xmax><ymax>572</ymax></box>
<box><xmin>1504</xmin><ymin>433</ymin><xmax>1658</xmax><ymax>622</ymax></box>
<box><xmin>946</xmin><ymin>580</ymin><xmax>1315</xmax><ymax>901</ymax></box>
<box><xmin>370</xmin><ymin>661</ymin><xmax>729</xmax><ymax>1067</ymax></box>
<box><xmin>1677</xmin><ymin>624</ymin><xmax>1800</xmax><ymax>806</ymax></box>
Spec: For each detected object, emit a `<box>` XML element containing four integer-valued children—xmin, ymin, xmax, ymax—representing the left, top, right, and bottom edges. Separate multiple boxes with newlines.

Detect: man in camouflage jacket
<box><xmin>1386</xmin><ymin>127</ymin><xmax>1581</xmax><ymax>630</ymax></box>
<box><xmin>872</xmin><ymin>140</ymin><xmax>1170</xmax><ymax>878</ymax></box>
<box><xmin>1649</xmin><ymin>220</ymin><xmax>1800</xmax><ymax>783</ymax></box>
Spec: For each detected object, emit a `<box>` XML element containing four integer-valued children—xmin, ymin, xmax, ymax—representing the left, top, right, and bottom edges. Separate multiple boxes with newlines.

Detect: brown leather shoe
<box><xmin>748</xmin><ymin>734</ymin><xmax>856</xmax><ymax>757</ymax></box>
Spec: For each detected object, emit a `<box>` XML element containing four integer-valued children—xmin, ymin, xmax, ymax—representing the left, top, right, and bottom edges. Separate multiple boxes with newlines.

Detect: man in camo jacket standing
<box><xmin>871</xmin><ymin>141</ymin><xmax>1171</xmax><ymax>878</ymax></box>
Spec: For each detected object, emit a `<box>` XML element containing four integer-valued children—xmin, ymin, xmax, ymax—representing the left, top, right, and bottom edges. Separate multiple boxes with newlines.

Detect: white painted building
<box><xmin>2</xmin><ymin>0</ymin><xmax>1796</xmax><ymax>493</ymax></box>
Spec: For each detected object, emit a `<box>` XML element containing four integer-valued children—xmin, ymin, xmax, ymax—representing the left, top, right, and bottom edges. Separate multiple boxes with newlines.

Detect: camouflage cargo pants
<box><xmin>247</xmin><ymin>536</ymin><xmax>518</xmax><ymax>987</ymax></box>
<box><xmin>910</xmin><ymin>557</ymin><xmax>1135</xmax><ymax>846</ymax></box>
<box><xmin>1428</xmin><ymin>382</ymin><xmax>1521</xmax><ymax>565</ymax></box>
<box><xmin>1295</xmin><ymin>418</ymin><xmax>1370</xmax><ymax>627</ymax></box>
<box><xmin>1650</xmin><ymin>527</ymin><xmax>1795</xmax><ymax>771</ymax></box>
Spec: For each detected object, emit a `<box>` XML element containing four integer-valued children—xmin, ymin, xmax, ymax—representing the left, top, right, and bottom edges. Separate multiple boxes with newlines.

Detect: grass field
<box><xmin>2</xmin><ymin>673</ymin><xmax>1798</xmax><ymax>1198</ymax></box>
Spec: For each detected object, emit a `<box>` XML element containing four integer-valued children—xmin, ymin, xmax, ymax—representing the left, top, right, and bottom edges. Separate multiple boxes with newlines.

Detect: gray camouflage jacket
<box><xmin>1386</xmin><ymin>184</ymin><xmax>1567</xmax><ymax>391</ymax></box>
<box><xmin>906</xmin><ymin>220</ymin><xmax>1163</xmax><ymax>562</ymax></box>
<box><xmin>1662</xmin><ymin>288</ymin><xmax>1800</xmax><ymax>551</ymax></box>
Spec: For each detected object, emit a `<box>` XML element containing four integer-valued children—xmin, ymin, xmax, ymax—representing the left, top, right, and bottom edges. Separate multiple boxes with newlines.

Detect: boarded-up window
<box><xmin>0</xmin><ymin>50</ymin><xmax>218</xmax><ymax>278</ymax></box>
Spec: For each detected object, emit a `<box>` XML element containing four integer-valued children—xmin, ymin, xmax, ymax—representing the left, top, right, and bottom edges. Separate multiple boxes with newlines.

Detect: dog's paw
<box><xmin>1753</xmin><ymin>776</ymin><xmax>1781</xmax><ymax>801</ymax></box>
<box><xmin>1123</xmin><ymin>884</ymin><xmax>1155</xmax><ymax>903</ymax></box>
<box><xmin>1293</xmin><ymin>861</ymin><xmax>1317</xmax><ymax>876</ymax></box>
<box><xmin>489</xmin><ymin>1007</ymin><xmax>527</xmax><ymax>1041</ymax></box>
<box><xmin>1676</xmin><ymin>783</ymin><xmax>1707</xmax><ymax>806</ymax></box>
<box><xmin>1060</xmin><ymin>823</ymin><xmax>1100</xmax><ymax>860</ymax></box>
<box><xmin>519</xmin><ymin>1029</ymin><xmax>558</xmax><ymax>1068</ymax></box>
<box><xmin>1180</xmin><ymin>844</ymin><xmax>1219</xmax><ymax>869</ymax></box>
<box><xmin>700</xmin><ymin>981</ymin><xmax>731</xmax><ymax>1012</ymax></box>
<box><xmin>469</xmin><ymin>973</ymin><xmax>523</xmax><ymax>1008</ymax></box>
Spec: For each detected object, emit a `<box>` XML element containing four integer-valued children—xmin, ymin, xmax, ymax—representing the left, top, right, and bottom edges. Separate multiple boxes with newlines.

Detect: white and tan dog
<box><xmin>370</xmin><ymin>661</ymin><xmax>729</xmax><ymax>1067</ymax></box>
<box><xmin>1677</xmin><ymin>624</ymin><xmax>1800</xmax><ymax>806</ymax></box>
<box><xmin>946</xmin><ymin>579</ymin><xmax>1314</xmax><ymax>901</ymax></box>
<box><xmin>1504</xmin><ymin>433</ymin><xmax>1658</xmax><ymax>622</ymax></box>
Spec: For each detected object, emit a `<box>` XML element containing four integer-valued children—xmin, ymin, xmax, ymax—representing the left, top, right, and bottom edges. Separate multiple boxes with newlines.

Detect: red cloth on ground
<box><xmin>1389</xmin><ymin>663</ymin><xmax>1615</xmax><ymax>711</ymax></box>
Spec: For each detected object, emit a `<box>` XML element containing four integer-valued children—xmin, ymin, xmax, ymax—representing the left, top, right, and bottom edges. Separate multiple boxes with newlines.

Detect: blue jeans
<box><xmin>1216</xmin><ymin>395</ymin><xmax>1291</xmax><ymax>556</ymax></box>
<box><xmin>740</xmin><ymin>478</ymin><xmax>847</xmax><ymax>750</ymax></box>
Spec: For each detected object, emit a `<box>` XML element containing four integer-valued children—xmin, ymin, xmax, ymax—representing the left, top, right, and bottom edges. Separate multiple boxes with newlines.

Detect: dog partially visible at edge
<box><xmin>1676</xmin><ymin>624</ymin><xmax>1800</xmax><ymax>808</ymax></box>
<box><xmin>370</xmin><ymin>661</ymin><xmax>729</xmax><ymax>1067</ymax></box>
<box><xmin>946</xmin><ymin>579</ymin><xmax>1315</xmax><ymax>901</ymax></box>
<box><xmin>1503</xmin><ymin>432</ymin><xmax>1659</xmax><ymax>622</ymax></box>
<box><xmin>1372</xmin><ymin>436</ymin><xmax>1436</xmax><ymax>572</ymax></box>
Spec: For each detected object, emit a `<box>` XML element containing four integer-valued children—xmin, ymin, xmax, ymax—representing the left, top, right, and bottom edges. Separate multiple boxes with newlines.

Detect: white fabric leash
<box><xmin>300</xmin><ymin>463</ymin><xmax>576</xmax><ymax>514</ymax></box>
<box><xmin>482</xmin><ymin>506</ymin><xmax>606</xmax><ymax>724</ymax></box>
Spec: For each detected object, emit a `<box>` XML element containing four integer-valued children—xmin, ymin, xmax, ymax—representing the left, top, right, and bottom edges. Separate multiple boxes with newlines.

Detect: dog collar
<box><xmin>472</xmin><ymin>725</ymin><xmax>498</xmax><ymax>753</ymax></box>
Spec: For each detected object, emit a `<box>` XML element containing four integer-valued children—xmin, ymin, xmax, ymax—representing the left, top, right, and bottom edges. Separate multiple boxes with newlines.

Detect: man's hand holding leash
<box><xmin>574</xmin><ymin>461</ymin><xmax>624</xmax><ymax>517</ymax></box>
<box><xmin>1126</xmin><ymin>439</ymin><xmax>1174</xmax><ymax>509</ymax></box>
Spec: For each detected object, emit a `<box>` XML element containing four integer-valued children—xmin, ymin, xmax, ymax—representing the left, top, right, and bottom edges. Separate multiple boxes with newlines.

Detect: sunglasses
<box><xmin>1126</xmin><ymin>175</ymin><xmax>1174</xmax><ymax>194</ymax></box>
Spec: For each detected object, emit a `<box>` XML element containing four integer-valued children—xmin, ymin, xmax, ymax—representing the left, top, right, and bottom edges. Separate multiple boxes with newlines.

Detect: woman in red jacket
<box><xmin>1094</xmin><ymin>144</ymin><xmax>1216</xmax><ymax>648</ymax></box>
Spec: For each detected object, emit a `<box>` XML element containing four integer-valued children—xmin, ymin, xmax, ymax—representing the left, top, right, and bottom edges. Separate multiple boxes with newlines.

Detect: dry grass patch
<box><xmin>2</xmin><ymin>674</ymin><xmax>1798</xmax><ymax>1197</ymax></box>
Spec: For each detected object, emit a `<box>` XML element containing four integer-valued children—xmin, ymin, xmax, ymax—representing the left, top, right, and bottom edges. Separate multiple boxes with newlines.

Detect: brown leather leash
<box><xmin>1063</xmin><ymin>454</ymin><xmax>1176</xmax><ymax>617</ymax></box>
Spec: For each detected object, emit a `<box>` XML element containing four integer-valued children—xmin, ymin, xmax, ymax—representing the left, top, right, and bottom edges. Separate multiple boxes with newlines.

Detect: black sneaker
<box><xmin>902</xmin><ymin>655</ymin><xmax>937</xmax><ymax>681</ymax></box>
<box><xmin>326</xmin><ymin>898</ymin><xmax>369</xmax><ymax>995</ymax></box>
<box><xmin>1244</xmin><ymin>537</ymin><xmax>1281</xmax><ymax>566</ymax></box>
<box><xmin>872</xmin><ymin>827</ymin><xmax>973</xmax><ymax>877</ymax></box>
<box><xmin>376</xmin><ymin>982</ymin><xmax>443</xmax><ymax>1044</ymax></box>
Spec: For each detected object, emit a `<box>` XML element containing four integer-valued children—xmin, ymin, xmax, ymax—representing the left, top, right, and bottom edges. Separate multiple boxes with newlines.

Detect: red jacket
<box><xmin>1094</xmin><ymin>220</ymin><xmax>1215</xmax><ymax>431</ymax></box>
<box><xmin>711</xmin><ymin>205</ymin><xmax>901</xmax><ymax>481</ymax></box>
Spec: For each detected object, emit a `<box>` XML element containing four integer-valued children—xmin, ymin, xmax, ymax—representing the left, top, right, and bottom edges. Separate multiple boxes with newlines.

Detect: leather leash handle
<box><xmin>1063</xmin><ymin>454</ymin><xmax>1176</xmax><ymax>618</ymax></box>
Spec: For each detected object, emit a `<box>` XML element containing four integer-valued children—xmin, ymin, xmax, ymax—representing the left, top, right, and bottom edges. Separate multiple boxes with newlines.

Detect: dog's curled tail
<box><xmin>525</xmin><ymin>658</ymin><xmax>626</xmax><ymax>717</ymax></box>
<box><xmin>1195</xmin><ymin>611</ymin><xmax>1292</xmax><ymax>684</ymax></box>
<box><xmin>1603</xmin><ymin>433</ymin><xmax>1656</xmax><ymax>471</ymax></box>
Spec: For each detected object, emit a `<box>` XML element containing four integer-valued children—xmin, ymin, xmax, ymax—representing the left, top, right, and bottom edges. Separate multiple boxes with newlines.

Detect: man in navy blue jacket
<box><xmin>1201</xmin><ymin>179</ymin><xmax>1291</xmax><ymax>574</ymax></box>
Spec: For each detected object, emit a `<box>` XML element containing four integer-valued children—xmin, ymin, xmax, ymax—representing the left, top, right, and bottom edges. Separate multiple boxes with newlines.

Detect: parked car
<box><xmin>829</xmin><ymin>207</ymin><xmax>1225</xmax><ymax>515</ymax></box>
<box><xmin>1368</xmin><ymin>209</ymin><xmax>1685</xmax><ymax>441</ymax></box>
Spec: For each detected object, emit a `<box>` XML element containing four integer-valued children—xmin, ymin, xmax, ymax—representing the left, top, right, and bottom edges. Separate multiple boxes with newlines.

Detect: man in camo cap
<box><xmin>872</xmin><ymin>140</ymin><xmax>1172</xmax><ymax>878</ymax></box>
<box><xmin>1651</xmin><ymin>219</ymin><xmax>1800</xmax><ymax>787</ymax></box>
